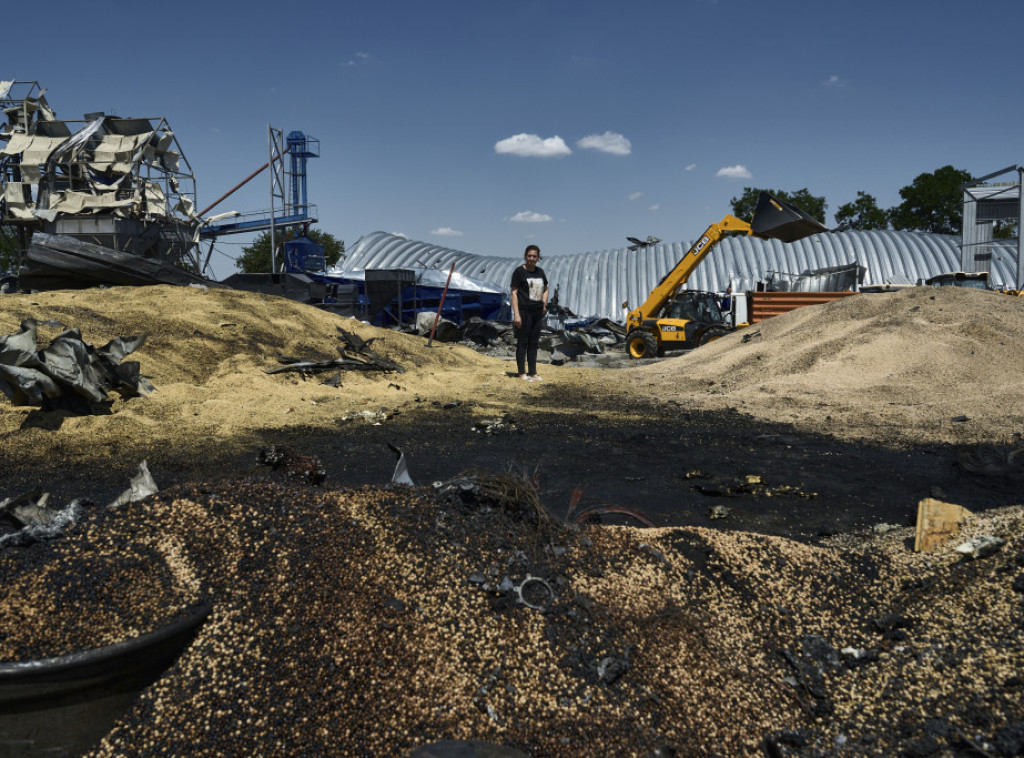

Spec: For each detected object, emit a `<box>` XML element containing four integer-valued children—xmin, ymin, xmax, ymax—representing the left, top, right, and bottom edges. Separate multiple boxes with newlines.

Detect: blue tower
<box><xmin>286</xmin><ymin>131</ymin><xmax>319</xmax><ymax>220</ymax></box>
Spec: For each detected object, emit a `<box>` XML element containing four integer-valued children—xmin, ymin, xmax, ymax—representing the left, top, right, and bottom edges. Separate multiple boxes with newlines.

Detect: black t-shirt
<box><xmin>511</xmin><ymin>265</ymin><xmax>547</xmax><ymax>310</ymax></box>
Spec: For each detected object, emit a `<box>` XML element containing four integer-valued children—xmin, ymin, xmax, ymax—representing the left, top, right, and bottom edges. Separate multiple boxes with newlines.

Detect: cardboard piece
<box><xmin>914</xmin><ymin>498</ymin><xmax>972</xmax><ymax>553</ymax></box>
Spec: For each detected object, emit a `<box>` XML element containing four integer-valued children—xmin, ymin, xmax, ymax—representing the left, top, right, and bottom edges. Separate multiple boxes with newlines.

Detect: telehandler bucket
<box><xmin>750</xmin><ymin>192</ymin><xmax>829</xmax><ymax>243</ymax></box>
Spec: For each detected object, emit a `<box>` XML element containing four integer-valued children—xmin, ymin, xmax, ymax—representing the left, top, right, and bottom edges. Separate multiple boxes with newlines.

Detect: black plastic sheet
<box><xmin>0</xmin><ymin>319</ymin><xmax>154</xmax><ymax>413</ymax></box>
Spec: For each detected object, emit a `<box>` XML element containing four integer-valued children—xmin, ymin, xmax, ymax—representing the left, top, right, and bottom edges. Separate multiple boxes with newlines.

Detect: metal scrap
<box><xmin>0</xmin><ymin>497</ymin><xmax>84</xmax><ymax>549</ymax></box>
<box><xmin>108</xmin><ymin>461</ymin><xmax>159</xmax><ymax>508</ymax></box>
<box><xmin>0</xmin><ymin>461</ymin><xmax>158</xmax><ymax>548</ymax></box>
<box><xmin>0</xmin><ymin>318</ymin><xmax>154</xmax><ymax>413</ymax></box>
<box><xmin>511</xmin><ymin>574</ymin><xmax>556</xmax><ymax>611</ymax></box>
<box><xmin>0</xmin><ymin>488</ymin><xmax>54</xmax><ymax>528</ymax></box>
<box><xmin>389</xmin><ymin>442</ymin><xmax>414</xmax><ymax>485</ymax></box>
<box><xmin>265</xmin><ymin>326</ymin><xmax>405</xmax><ymax>378</ymax></box>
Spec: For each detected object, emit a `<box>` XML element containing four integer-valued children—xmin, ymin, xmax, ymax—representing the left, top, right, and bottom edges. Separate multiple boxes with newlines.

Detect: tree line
<box><xmin>729</xmin><ymin>164</ymin><xmax>1016</xmax><ymax>238</ymax></box>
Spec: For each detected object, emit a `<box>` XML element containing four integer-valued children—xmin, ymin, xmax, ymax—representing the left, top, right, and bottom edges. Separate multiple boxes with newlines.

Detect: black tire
<box><xmin>698</xmin><ymin>327</ymin><xmax>729</xmax><ymax>347</ymax></box>
<box><xmin>626</xmin><ymin>330</ymin><xmax>658</xmax><ymax>359</ymax></box>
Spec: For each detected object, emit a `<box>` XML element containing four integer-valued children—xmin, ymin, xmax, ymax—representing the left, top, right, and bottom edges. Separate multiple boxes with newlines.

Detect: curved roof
<box><xmin>342</xmin><ymin>231</ymin><xmax>1020</xmax><ymax>321</ymax></box>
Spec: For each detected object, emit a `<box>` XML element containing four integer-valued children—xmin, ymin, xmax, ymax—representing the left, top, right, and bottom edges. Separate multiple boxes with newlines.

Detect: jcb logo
<box><xmin>692</xmin><ymin>235</ymin><xmax>710</xmax><ymax>256</ymax></box>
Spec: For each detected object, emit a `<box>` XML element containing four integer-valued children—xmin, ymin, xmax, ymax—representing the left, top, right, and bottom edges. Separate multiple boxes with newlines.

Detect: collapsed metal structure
<box><xmin>0</xmin><ymin>79</ymin><xmax>206</xmax><ymax>288</ymax></box>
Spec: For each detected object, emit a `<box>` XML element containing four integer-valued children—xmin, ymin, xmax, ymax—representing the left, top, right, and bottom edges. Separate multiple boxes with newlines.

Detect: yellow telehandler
<box><xmin>624</xmin><ymin>192</ymin><xmax>829</xmax><ymax>359</ymax></box>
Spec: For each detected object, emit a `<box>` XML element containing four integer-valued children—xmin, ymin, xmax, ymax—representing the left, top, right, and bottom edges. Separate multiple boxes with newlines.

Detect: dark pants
<box><xmin>515</xmin><ymin>308</ymin><xmax>543</xmax><ymax>375</ymax></box>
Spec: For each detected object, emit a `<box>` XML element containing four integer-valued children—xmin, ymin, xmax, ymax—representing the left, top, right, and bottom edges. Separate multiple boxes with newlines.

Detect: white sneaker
<box><xmin>519</xmin><ymin>374</ymin><xmax>532</xmax><ymax>381</ymax></box>
<box><xmin>529</xmin><ymin>375</ymin><xmax>543</xmax><ymax>382</ymax></box>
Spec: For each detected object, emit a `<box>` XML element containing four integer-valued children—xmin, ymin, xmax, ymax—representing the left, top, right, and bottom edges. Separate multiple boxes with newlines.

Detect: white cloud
<box><xmin>494</xmin><ymin>134</ymin><xmax>571</xmax><ymax>158</ymax></box>
<box><xmin>343</xmin><ymin>51</ymin><xmax>371</xmax><ymax>67</ymax></box>
<box><xmin>431</xmin><ymin>227</ymin><xmax>463</xmax><ymax>237</ymax></box>
<box><xmin>576</xmin><ymin>131</ymin><xmax>632</xmax><ymax>156</ymax></box>
<box><xmin>685</xmin><ymin>163</ymin><xmax>696</xmax><ymax>171</ymax></box>
<box><xmin>823</xmin><ymin>74</ymin><xmax>844</xmax><ymax>87</ymax></box>
<box><xmin>507</xmin><ymin>211</ymin><xmax>554</xmax><ymax>223</ymax></box>
<box><xmin>629</xmin><ymin>191</ymin><xmax>644</xmax><ymax>201</ymax></box>
<box><xmin>649</xmin><ymin>203</ymin><xmax>660</xmax><ymax>211</ymax></box>
<box><xmin>717</xmin><ymin>165</ymin><xmax>752</xmax><ymax>179</ymax></box>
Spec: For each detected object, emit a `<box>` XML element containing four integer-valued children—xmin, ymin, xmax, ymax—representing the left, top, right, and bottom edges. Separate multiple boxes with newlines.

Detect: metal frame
<box><xmin>1</xmin><ymin>81</ymin><xmax>201</xmax><ymax>270</ymax></box>
<box><xmin>267</xmin><ymin>126</ymin><xmax>286</xmax><ymax>274</ymax></box>
<box><xmin>961</xmin><ymin>164</ymin><xmax>1023</xmax><ymax>290</ymax></box>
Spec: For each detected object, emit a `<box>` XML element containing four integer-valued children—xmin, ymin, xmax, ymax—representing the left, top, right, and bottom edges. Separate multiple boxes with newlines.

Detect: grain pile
<box><xmin>634</xmin><ymin>286</ymin><xmax>1024</xmax><ymax>447</ymax></box>
<box><xmin>1</xmin><ymin>285</ymin><xmax>1022</xmax><ymax>462</ymax></box>
<box><xmin>2</xmin><ymin>475</ymin><xmax>1022</xmax><ymax>757</ymax></box>
<box><xmin>1</xmin><ymin>284</ymin><xmax>1023</xmax><ymax>756</ymax></box>
<box><xmin>0</xmin><ymin>286</ymin><xmax>503</xmax><ymax>473</ymax></box>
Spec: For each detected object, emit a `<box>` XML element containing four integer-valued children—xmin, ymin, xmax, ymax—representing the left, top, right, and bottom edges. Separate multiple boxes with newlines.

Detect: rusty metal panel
<box><xmin>748</xmin><ymin>291</ymin><xmax>858</xmax><ymax>323</ymax></box>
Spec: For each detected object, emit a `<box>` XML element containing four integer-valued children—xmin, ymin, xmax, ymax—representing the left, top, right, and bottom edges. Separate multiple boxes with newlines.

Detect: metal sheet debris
<box><xmin>0</xmin><ymin>318</ymin><xmax>153</xmax><ymax>413</ymax></box>
<box><xmin>108</xmin><ymin>461</ymin><xmax>159</xmax><ymax>508</ymax></box>
<box><xmin>265</xmin><ymin>326</ymin><xmax>405</xmax><ymax>379</ymax></box>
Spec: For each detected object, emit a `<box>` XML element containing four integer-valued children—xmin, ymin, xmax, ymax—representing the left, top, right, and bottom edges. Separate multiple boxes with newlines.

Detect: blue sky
<box><xmin>9</xmin><ymin>0</ymin><xmax>1023</xmax><ymax>279</ymax></box>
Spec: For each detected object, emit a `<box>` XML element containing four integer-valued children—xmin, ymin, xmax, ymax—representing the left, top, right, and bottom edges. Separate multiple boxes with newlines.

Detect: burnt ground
<box><xmin>4</xmin><ymin>389</ymin><xmax>1017</xmax><ymax>545</ymax></box>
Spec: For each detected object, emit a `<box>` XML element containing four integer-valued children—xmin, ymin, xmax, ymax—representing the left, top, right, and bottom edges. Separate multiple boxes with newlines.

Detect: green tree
<box><xmin>888</xmin><ymin>165</ymin><xmax>972</xmax><ymax>234</ymax></box>
<box><xmin>235</xmin><ymin>228</ymin><xmax>344</xmax><ymax>273</ymax></box>
<box><xmin>729</xmin><ymin>187</ymin><xmax>827</xmax><ymax>224</ymax></box>
<box><xmin>834</xmin><ymin>191</ymin><xmax>889</xmax><ymax>230</ymax></box>
<box><xmin>993</xmin><ymin>220</ymin><xmax>1017</xmax><ymax>240</ymax></box>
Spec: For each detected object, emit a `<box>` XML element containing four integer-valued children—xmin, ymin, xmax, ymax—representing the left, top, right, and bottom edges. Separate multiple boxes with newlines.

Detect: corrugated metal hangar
<box><xmin>341</xmin><ymin>230</ymin><xmax>1020</xmax><ymax>322</ymax></box>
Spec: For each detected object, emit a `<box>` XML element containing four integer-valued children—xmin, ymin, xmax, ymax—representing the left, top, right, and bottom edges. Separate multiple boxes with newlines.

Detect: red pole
<box><xmin>198</xmin><ymin>146</ymin><xmax>291</xmax><ymax>217</ymax></box>
<box><xmin>427</xmin><ymin>263</ymin><xmax>457</xmax><ymax>347</ymax></box>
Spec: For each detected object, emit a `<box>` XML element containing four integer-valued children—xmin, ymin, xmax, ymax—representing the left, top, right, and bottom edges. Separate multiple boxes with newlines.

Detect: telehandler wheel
<box><xmin>698</xmin><ymin>327</ymin><xmax>729</xmax><ymax>347</ymax></box>
<box><xmin>626</xmin><ymin>330</ymin><xmax>658</xmax><ymax>359</ymax></box>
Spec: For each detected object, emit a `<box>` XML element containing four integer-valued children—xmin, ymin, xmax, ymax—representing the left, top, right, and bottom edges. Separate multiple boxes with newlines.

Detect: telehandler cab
<box><xmin>624</xmin><ymin>192</ymin><xmax>828</xmax><ymax>359</ymax></box>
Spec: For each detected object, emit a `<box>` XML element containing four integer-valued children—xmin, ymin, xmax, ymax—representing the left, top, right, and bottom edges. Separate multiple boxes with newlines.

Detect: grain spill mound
<box><xmin>0</xmin><ymin>285</ymin><xmax>504</xmax><ymax>475</ymax></box>
<box><xmin>631</xmin><ymin>287</ymin><xmax>1024</xmax><ymax>447</ymax></box>
<box><xmin>2</xmin><ymin>480</ymin><xmax>1022</xmax><ymax>757</ymax></box>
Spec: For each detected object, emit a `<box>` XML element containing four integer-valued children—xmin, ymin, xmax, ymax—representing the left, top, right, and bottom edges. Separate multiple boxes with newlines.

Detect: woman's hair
<box><xmin>524</xmin><ymin>244</ymin><xmax>541</xmax><ymax>259</ymax></box>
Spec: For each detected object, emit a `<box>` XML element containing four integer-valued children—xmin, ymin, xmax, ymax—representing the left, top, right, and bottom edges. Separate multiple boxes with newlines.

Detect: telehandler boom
<box><xmin>624</xmin><ymin>192</ymin><xmax>828</xmax><ymax>358</ymax></box>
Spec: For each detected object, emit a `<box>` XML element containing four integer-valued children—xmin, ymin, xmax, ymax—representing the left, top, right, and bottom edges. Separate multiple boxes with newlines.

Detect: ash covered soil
<box><xmin>1</xmin><ymin>285</ymin><xmax>1023</xmax><ymax>756</ymax></box>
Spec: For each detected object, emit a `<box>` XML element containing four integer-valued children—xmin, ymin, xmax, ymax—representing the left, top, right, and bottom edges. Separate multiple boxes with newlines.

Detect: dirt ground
<box><xmin>2</xmin><ymin>284</ymin><xmax>1023</xmax><ymax>757</ymax></box>
<box><xmin>1</xmin><ymin>284</ymin><xmax>1021</xmax><ymax>542</ymax></box>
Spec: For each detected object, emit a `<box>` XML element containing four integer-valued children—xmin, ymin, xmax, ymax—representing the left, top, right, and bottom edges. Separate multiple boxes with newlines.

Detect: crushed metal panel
<box><xmin>20</xmin><ymin>232</ymin><xmax>222</xmax><ymax>291</ymax></box>
<box><xmin>764</xmin><ymin>262</ymin><xmax>865</xmax><ymax>292</ymax></box>
<box><xmin>1</xmin><ymin>83</ymin><xmax>205</xmax><ymax>280</ymax></box>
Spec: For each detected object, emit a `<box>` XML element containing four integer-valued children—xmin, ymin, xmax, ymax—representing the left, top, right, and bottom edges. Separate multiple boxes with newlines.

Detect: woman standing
<box><xmin>510</xmin><ymin>244</ymin><xmax>549</xmax><ymax>381</ymax></box>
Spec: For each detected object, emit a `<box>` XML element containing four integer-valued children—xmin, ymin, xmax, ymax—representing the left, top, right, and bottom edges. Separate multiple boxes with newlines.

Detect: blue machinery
<box><xmin>208</xmin><ymin>128</ymin><xmax>504</xmax><ymax>326</ymax></box>
<box><xmin>199</xmin><ymin>128</ymin><xmax>320</xmax><ymax>240</ymax></box>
